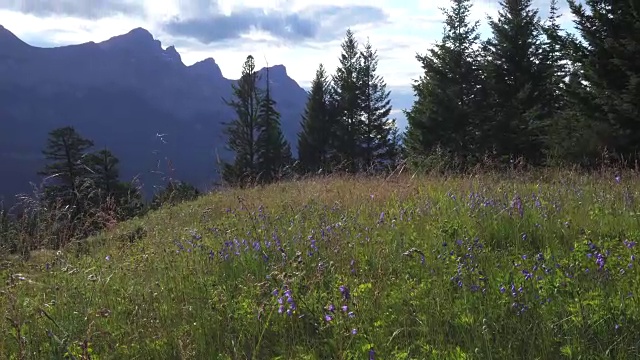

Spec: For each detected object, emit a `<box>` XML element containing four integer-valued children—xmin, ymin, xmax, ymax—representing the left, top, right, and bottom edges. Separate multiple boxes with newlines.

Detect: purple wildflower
<box><xmin>339</xmin><ymin>285</ymin><xmax>351</xmax><ymax>301</ymax></box>
<box><xmin>595</xmin><ymin>252</ymin><xmax>606</xmax><ymax>270</ymax></box>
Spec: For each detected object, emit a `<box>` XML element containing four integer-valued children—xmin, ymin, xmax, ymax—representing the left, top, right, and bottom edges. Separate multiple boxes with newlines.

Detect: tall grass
<box><xmin>1</xmin><ymin>170</ymin><xmax>640</xmax><ymax>359</ymax></box>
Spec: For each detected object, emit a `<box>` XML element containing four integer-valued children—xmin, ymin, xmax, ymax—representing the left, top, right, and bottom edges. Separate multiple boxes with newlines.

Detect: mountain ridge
<box><xmin>0</xmin><ymin>25</ymin><xmax>309</xmax><ymax>203</ymax></box>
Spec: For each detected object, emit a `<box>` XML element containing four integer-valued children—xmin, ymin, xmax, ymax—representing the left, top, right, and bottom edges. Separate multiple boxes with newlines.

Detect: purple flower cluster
<box><xmin>273</xmin><ymin>286</ymin><xmax>297</xmax><ymax>316</ymax></box>
<box><xmin>447</xmin><ymin>237</ymin><xmax>488</xmax><ymax>293</ymax></box>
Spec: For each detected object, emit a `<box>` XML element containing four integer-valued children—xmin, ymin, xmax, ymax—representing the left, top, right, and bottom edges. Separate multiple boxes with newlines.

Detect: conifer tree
<box><xmin>39</xmin><ymin>126</ymin><xmax>94</xmax><ymax>208</ymax></box>
<box><xmin>87</xmin><ymin>148</ymin><xmax>120</xmax><ymax>197</ymax></box>
<box><xmin>482</xmin><ymin>0</ymin><xmax>547</xmax><ymax>165</ymax></box>
<box><xmin>404</xmin><ymin>0</ymin><xmax>483</xmax><ymax>168</ymax></box>
<box><xmin>256</xmin><ymin>64</ymin><xmax>293</xmax><ymax>183</ymax></box>
<box><xmin>221</xmin><ymin>55</ymin><xmax>262</xmax><ymax>186</ymax></box>
<box><xmin>567</xmin><ymin>0</ymin><xmax>640</xmax><ymax>162</ymax></box>
<box><xmin>538</xmin><ymin>0</ymin><xmax>575</xmax><ymax>162</ymax></box>
<box><xmin>331</xmin><ymin>29</ymin><xmax>363</xmax><ymax>172</ymax></box>
<box><xmin>298</xmin><ymin>63</ymin><xmax>335</xmax><ymax>173</ymax></box>
<box><xmin>357</xmin><ymin>38</ymin><xmax>396</xmax><ymax>170</ymax></box>
<box><xmin>85</xmin><ymin>148</ymin><xmax>144</xmax><ymax>220</ymax></box>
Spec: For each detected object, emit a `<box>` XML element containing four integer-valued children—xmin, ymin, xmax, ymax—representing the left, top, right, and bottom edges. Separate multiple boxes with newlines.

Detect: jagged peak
<box><xmin>99</xmin><ymin>27</ymin><xmax>161</xmax><ymax>50</ymax></box>
<box><xmin>163</xmin><ymin>45</ymin><xmax>182</xmax><ymax>63</ymax></box>
<box><xmin>189</xmin><ymin>57</ymin><xmax>223</xmax><ymax>78</ymax></box>
<box><xmin>259</xmin><ymin>64</ymin><xmax>288</xmax><ymax>77</ymax></box>
<box><xmin>123</xmin><ymin>27</ymin><xmax>154</xmax><ymax>42</ymax></box>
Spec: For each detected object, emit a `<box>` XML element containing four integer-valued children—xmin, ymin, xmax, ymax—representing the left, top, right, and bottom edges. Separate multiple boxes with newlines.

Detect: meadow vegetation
<box><xmin>2</xmin><ymin>169</ymin><xmax>640</xmax><ymax>359</ymax></box>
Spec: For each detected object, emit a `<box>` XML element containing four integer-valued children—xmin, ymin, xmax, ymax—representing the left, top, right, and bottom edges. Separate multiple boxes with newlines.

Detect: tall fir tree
<box><xmin>297</xmin><ymin>63</ymin><xmax>335</xmax><ymax>173</ymax></box>
<box><xmin>256</xmin><ymin>64</ymin><xmax>293</xmax><ymax>183</ymax></box>
<box><xmin>357</xmin><ymin>38</ymin><xmax>396</xmax><ymax>170</ymax></box>
<box><xmin>85</xmin><ymin>148</ymin><xmax>144</xmax><ymax>220</ymax></box>
<box><xmin>538</xmin><ymin>0</ymin><xmax>576</xmax><ymax>163</ymax></box>
<box><xmin>404</xmin><ymin>0</ymin><xmax>483</xmax><ymax>168</ymax></box>
<box><xmin>39</xmin><ymin>126</ymin><xmax>94</xmax><ymax>208</ymax></box>
<box><xmin>482</xmin><ymin>0</ymin><xmax>547</xmax><ymax>165</ymax></box>
<box><xmin>567</xmin><ymin>0</ymin><xmax>640</xmax><ymax>162</ymax></box>
<box><xmin>221</xmin><ymin>55</ymin><xmax>262</xmax><ymax>186</ymax></box>
<box><xmin>86</xmin><ymin>148</ymin><xmax>120</xmax><ymax>198</ymax></box>
<box><xmin>331</xmin><ymin>29</ymin><xmax>363</xmax><ymax>172</ymax></box>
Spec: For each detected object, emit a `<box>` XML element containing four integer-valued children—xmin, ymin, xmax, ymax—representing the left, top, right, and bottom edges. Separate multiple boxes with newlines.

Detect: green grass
<box><xmin>2</xmin><ymin>171</ymin><xmax>640</xmax><ymax>359</ymax></box>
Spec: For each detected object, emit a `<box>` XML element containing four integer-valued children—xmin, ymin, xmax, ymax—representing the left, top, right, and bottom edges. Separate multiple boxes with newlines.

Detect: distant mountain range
<box><xmin>0</xmin><ymin>25</ymin><xmax>310</xmax><ymax>203</ymax></box>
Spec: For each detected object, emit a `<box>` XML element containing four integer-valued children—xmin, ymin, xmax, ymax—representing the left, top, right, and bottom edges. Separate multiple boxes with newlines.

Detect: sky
<box><xmin>0</xmin><ymin>0</ymin><xmax>579</xmax><ymax>127</ymax></box>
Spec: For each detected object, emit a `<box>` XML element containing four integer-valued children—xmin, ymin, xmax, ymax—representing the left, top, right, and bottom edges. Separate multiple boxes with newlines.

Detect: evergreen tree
<box><xmin>87</xmin><ymin>148</ymin><xmax>120</xmax><ymax>198</ymax></box>
<box><xmin>298</xmin><ymin>63</ymin><xmax>335</xmax><ymax>173</ymax></box>
<box><xmin>357</xmin><ymin>38</ymin><xmax>396</xmax><ymax>170</ymax></box>
<box><xmin>404</xmin><ymin>0</ymin><xmax>483</xmax><ymax>168</ymax></box>
<box><xmin>567</xmin><ymin>0</ymin><xmax>640</xmax><ymax>162</ymax></box>
<box><xmin>221</xmin><ymin>55</ymin><xmax>262</xmax><ymax>186</ymax></box>
<box><xmin>331</xmin><ymin>29</ymin><xmax>363</xmax><ymax>172</ymax></box>
<box><xmin>482</xmin><ymin>0</ymin><xmax>547</xmax><ymax>165</ymax></box>
<box><xmin>538</xmin><ymin>0</ymin><xmax>575</xmax><ymax>163</ymax></box>
<box><xmin>85</xmin><ymin>148</ymin><xmax>144</xmax><ymax>220</ymax></box>
<box><xmin>256</xmin><ymin>64</ymin><xmax>293</xmax><ymax>183</ymax></box>
<box><xmin>39</xmin><ymin>126</ymin><xmax>94</xmax><ymax>208</ymax></box>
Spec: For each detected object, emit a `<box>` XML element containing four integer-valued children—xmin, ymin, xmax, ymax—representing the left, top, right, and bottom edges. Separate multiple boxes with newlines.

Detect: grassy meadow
<box><xmin>2</xmin><ymin>170</ymin><xmax>640</xmax><ymax>359</ymax></box>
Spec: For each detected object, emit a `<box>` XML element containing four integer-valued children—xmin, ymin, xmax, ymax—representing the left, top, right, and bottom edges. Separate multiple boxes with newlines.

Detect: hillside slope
<box><xmin>1</xmin><ymin>172</ymin><xmax>639</xmax><ymax>359</ymax></box>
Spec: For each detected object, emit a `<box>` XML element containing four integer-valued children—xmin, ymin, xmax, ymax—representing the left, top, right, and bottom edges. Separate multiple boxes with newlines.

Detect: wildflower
<box><xmin>348</xmin><ymin>311</ymin><xmax>355</xmax><ymax>318</ymax></box>
<box><xmin>342</xmin><ymin>305</ymin><xmax>348</xmax><ymax>312</ymax></box>
<box><xmin>105</xmin><ymin>255</ymin><xmax>111</xmax><ymax>261</ymax></box>
<box><xmin>325</xmin><ymin>314</ymin><xmax>333</xmax><ymax>322</ymax></box>
<box><xmin>351</xmin><ymin>328</ymin><xmax>357</xmax><ymax>335</ymax></box>
<box><xmin>369</xmin><ymin>348</ymin><xmax>375</xmax><ymax>360</ymax></box>
<box><xmin>499</xmin><ymin>285</ymin><xmax>506</xmax><ymax>294</ymax></box>
<box><xmin>327</xmin><ymin>304</ymin><xmax>335</xmax><ymax>312</ymax></box>
<box><xmin>595</xmin><ymin>252</ymin><xmax>606</xmax><ymax>270</ymax></box>
<box><xmin>339</xmin><ymin>285</ymin><xmax>351</xmax><ymax>301</ymax></box>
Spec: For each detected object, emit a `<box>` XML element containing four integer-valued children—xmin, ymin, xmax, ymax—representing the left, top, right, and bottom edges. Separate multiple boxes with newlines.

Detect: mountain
<box><xmin>0</xmin><ymin>26</ymin><xmax>309</xmax><ymax>203</ymax></box>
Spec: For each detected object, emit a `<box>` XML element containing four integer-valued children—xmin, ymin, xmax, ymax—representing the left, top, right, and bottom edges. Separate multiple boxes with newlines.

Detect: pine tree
<box><xmin>331</xmin><ymin>29</ymin><xmax>363</xmax><ymax>172</ymax></box>
<box><xmin>87</xmin><ymin>148</ymin><xmax>120</xmax><ymax>197</ymax></box>
<box><xmin>39</xmin><ymin>126</ymin><xmax>94</xmax><ymax>207</ymax></box>
<box><xmin>538</xmin><ymin>0</ymin><xmax>575</xmax><ymax>162</ymax></box>
<box><xmin>482</xmin><ymin>0</ymin><xmax>547</xmax><ymax>165</ymax></box>
<box><xmin>298</xmin><ymin>63</ymin><xmax>335</xmax><ymax>173</ymax></box>
<box><xmin>357</xmin><ymin>38</ymin><xmax>396</xmax><ymax>170</ymax></box>
<box><xmin>221</xmin><ymin>55</ymin><xmax>262</xmax><ymax>186</ymax></box>
<box><xmin>404</xmin><ymin>0</ymin><xmax>483</xmax><ymax>168</ymax></box>
<box><xmin>567</xmin><ymin>0</ymin><xmax>640</xmax><ymax>162</ymax></box>
<box><xmin>85</xmin><ymin>148</ymin><xmax>144</xmax><ymax>220</ymax></box>
<box><xmin>256</xmin><ymin>64</ymin><xmax>293</xmax><ymax>183</ymax></box>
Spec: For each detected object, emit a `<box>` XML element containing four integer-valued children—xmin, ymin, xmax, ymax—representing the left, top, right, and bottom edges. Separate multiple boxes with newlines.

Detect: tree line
<box><xmin>220</xmin><ymin>32</ymin><xmax>401</xmax><ymax>186</ymax></box>
<box><xmin>223</xmin><ymin>0</ymin><xmax>640</xmax><ymax>182</ymax></box>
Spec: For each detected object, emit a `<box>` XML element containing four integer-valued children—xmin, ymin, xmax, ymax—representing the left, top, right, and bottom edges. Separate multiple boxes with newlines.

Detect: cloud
<box><xmin>0</xmin><ymin>0</ymin><xmax>143</xmax><ymax>19</ymax></box>
<box><xmin>162</xmin><ymin>5</ymin><xmax>387</xmax><ymax>44</ymax></box>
